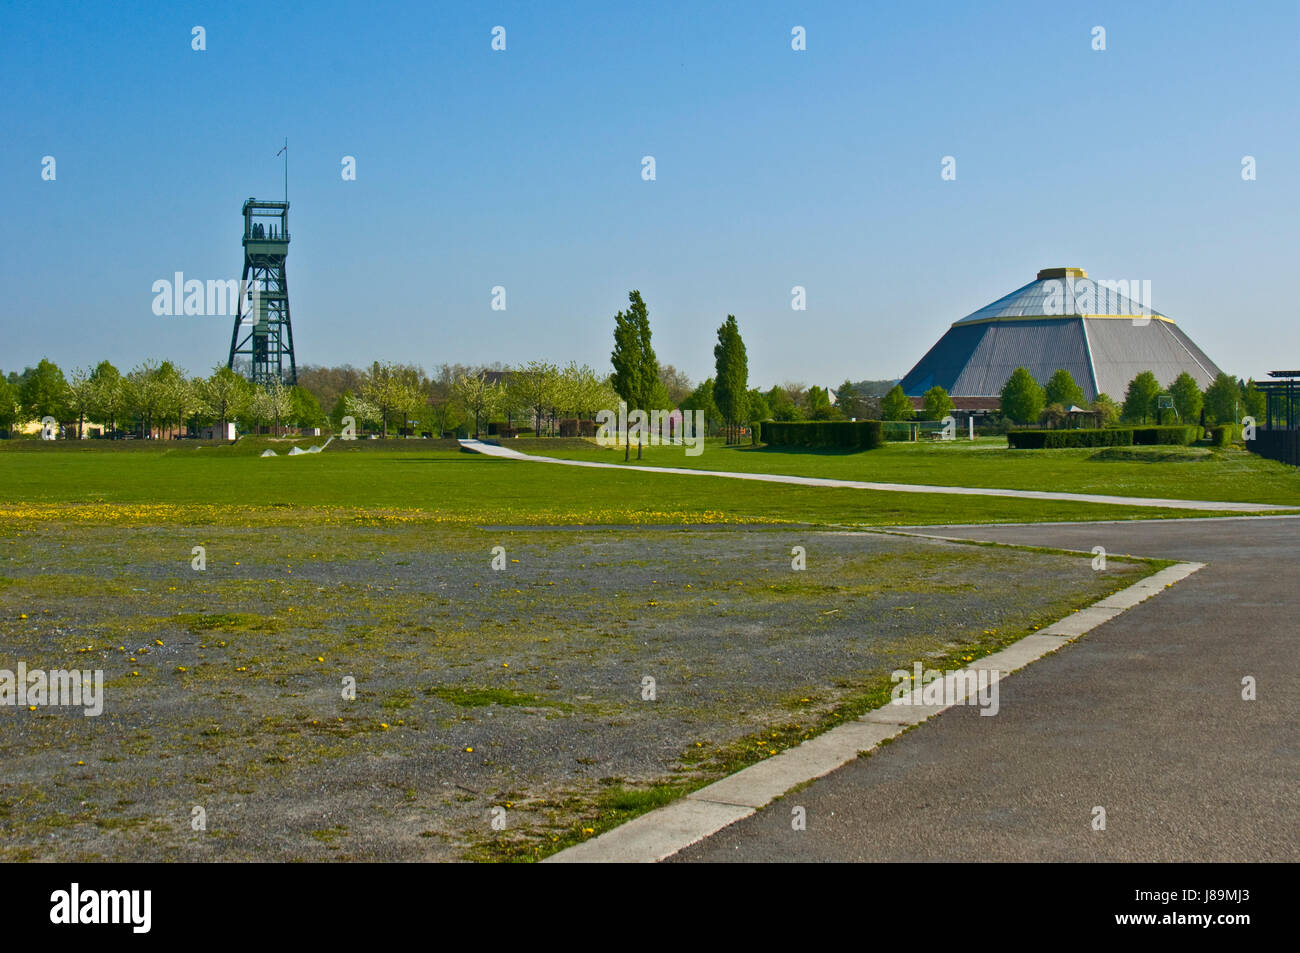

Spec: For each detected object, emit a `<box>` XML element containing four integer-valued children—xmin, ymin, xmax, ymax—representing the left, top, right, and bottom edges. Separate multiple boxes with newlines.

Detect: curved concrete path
<box><xmin>457</xmin><ymin>440</ymin><xmax>1290</xmax><ymax>513</ymax></box>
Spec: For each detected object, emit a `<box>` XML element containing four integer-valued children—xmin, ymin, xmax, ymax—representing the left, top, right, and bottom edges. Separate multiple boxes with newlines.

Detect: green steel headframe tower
<box><xmin>227</xmin><ymin>197</ymin><xmax>297</xmax><ymax>385</ymax></box>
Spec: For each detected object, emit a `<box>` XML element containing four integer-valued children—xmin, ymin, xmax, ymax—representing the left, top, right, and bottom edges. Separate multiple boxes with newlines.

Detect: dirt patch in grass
<box><xmin>0</xmin><ymin>519</ymin><xmax>1155</xmax><ymax>862</ymax></box>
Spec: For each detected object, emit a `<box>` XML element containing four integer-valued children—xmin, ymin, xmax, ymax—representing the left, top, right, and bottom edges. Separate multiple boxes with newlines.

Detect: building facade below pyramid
<box><xmin>901</xmin><ymin>268</ymin><xmax>1224</xmax><ymax>404</ymax></box>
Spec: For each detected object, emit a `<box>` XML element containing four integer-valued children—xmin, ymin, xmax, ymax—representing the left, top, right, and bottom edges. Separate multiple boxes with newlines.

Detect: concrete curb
<box><xmin>544</xmin><ymin>558</ymin><xmax>1205</xmax><ymax>863</ymax></box>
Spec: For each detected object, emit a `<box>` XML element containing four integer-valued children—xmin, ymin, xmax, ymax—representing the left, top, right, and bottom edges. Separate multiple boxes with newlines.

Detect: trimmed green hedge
<box><xmin>1210</xmin><ymin>423</ymin><xmax>1241</xmax><ymax>447</ymax></box>
<box><xmin>1131</xmin><ymin>425</ymin><xmax>1201</xmax><ymax>446</ymax></box>
<box><xmin>1007</xmin><ymin>428</ymin><xmax>1134</xmax><ymax>449</ymax></box>
<box><xmin>759</xmin><ymin>419</ymin><xmax>884</xmax><ymax>450</ymax></box>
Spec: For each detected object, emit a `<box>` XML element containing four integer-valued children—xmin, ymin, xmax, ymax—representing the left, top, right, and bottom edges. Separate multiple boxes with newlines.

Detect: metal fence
<box><xmin>1248</xmin><ymin>373</ymin><xmax>1300</xmax><ymax>467</ymax></box>
<box><xmin>1251</xmin><ymin>430</ymin><xmax>1300</xmax><ymax>467</ymax></box>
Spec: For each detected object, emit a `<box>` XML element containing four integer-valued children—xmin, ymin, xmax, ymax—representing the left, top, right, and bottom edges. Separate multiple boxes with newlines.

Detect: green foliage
<box><xmin>556</xmin><ymin>362</ymin><xmax>617</xmax><ymax>421</ymax></box>
<box><xmin>920</xmin><ymin>385</ymin><xmax>954</xmax><ymax>421</ymax></box>
<box><xmin>765</xmin><ymin>384</ymin><xmax>800</xmax><ymax>421</ymax></box>
<box><xmin>1168</xmin><ymin>372</ymin><xmax>1203</xmax><ymax>422</ymax></box>
<box><xmin>156</xmin><ymin>361</ymin><xmax>201</xmax><ymax>435</ymax></box>
<box><xmin>360</xmin><ymin>361</ymin><xmax>427</xmax><ymax>437</ymax></box>
<box><xmin>1008</xmin><ymin>428</ymin><xmax>1134</xmax><ymax>449</ymax></box>
<box><xmin>124</xmin><ymin>360</ymin><xmax>167</xmax><ymax>435</ymax></box>
<box><xmin>19</xmin><ymin>358</ymin><xmax>70</xmax><ymax>422</ymax></box>
<box><xmin>249</xmin><ymin>378</ymin><xmax>293</xmax><ymax>434</ymax></box>
<box><xmin>89</xmin><ymin>361</ymin><xmax>126</xmax><ymax>432</ymax></box>
<box><xmin>760</xmin><ymin>419</ymin><xmax>884</xmax><ymax>451</ymax></box>
<box><xmin>805</xmin><ymin>385</ymin><xmax>835</xmax><ymax>420</ymax></box>
<box><xmin>1210</xmin><ymin>423</ymin><xmax>1241</xmax><ymax>447</ymax></box>
<box><xmin>0</xmin><ymin>373</ymin><xmax>18</xmax><ymax>431</ymax></box>
<box><xmin>610</xmin><ymin>290</ymin><xmax>667</xmax><ymax>413</ymax></box>
<box><xmin>508</xmin><ymin>361</ymin><xmax>560</xmax><ymax>434</ymax></box>
<box><xmin>1202</xmin><ymin>372</ymin><xmax>1240</xmax><ymax>425</ymax></box>
<box><xmin>1000</xmin><ymin>367</ymin><xmax>1045</xmax><ymax>424</ymax></box>
<box><xmin>290</xmin><ymin>385</ymin><xmax>326</xmax><ymax>429</ymax></box>
<box><xmin>1042</xmin><ymin>403</ymin><xmax>1068</xmax><ymax>428</ymax></box>
<box><xmin>881</xmin><ymin>384</ymin><xmax>913</xmax><ymax>421</ymax></box>
<box><xmin>1044</xmin><ymin>369</ymin><xmax>1086</xmax><ymax>409</ymax></box>
<box><xmin>1090</xmin><ymin>393</ymin><xmax>1121</xmax><ymax>428</ymax></box>
<box><xmin>745</xmin><ymin>388</ymin><xmax>771</xmax><ymax>424</ymax></box>
<box><xmin>1241</xmin><ymin>379</ymin><xmax>1266</xmax><ymax>421</ymax></box>
<box><xmin>712</xmin><ymin>315</ymin><xmax>749</xmax><ymax>441</ymax></box>
<box><xmin>342</xmin><ymin>391</ymin><xmax>380</xmax><ymax>431</ymax></box>
<box><xmin>1121</xmin><ymin>371</ymin><xmax>1161</xmax><ymax>423</ymax></box>
<box><xmin>451</xmin><ymin>372</ymin><xmax>502</xmax><ymax>438</ymax></box>
<box><xmin>833</xmin><ymin>380</ymin><xmax>870</xmax><ymax>419</ymax></box>
<box><xmin>331</xmin><ymin>390</ymin><xmax>352</xmax><ymax>429</ymax></box>
<box><xmin>1131</xmin><ymin>425</ymin><xmax>1201</xmax><ymax>446</ymax></box>
<box><xmin>681</xmin><ymin>379</ymin><xmax>719</xmax><ymax>434</ymax></box>
<box><xmin>199</xmin><ymin>366</ymin><xmax>253</xmax><ymax>434</ymax></box>
<box><xmin>65</xmin><ymin>366</ymin><xmax>96</xmax><ymax>436</ymax></box>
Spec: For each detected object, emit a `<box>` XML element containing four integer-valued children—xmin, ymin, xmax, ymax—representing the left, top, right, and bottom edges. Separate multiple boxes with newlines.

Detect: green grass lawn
<box><xmin>0</xmin><ymin>442</ymin><xmax>1249</xmax><ymax>527</ymax></box>
<box><xmin>523</xmin><ymin>436</ymin><xmax>1300</xmax><ymax>506</ymax></box>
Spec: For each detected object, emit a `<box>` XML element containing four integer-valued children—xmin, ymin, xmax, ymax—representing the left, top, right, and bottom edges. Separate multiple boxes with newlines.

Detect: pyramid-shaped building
<box><xmin>901</xmin><ymin>268</ymin><xmax>1223</xmax><ymax>404</ymax></box>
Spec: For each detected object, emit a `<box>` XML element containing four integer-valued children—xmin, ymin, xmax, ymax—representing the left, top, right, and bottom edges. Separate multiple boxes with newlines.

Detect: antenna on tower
<box><xmin>276</xmin><ymin>139</ymin><xmax>288</xmax><ymax>202</ymax></box>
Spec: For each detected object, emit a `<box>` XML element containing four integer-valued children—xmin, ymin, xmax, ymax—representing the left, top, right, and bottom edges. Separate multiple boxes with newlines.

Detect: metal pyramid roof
<box><xmin>954</xmin><ymin>268</ymin><xmax>1168</xmax><ymax>325</ymax></box>
<box><xmin>900</xmin><ymin>267</ymin><xmax>1223</xmax><ymax>401</ymax></box>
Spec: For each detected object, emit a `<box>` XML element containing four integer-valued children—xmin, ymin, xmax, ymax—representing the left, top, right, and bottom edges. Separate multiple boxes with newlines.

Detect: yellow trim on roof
<box><xmin>953</xmin><ymin>313</ymin><xmax>1174</xmax><ymax>327</ymax></box>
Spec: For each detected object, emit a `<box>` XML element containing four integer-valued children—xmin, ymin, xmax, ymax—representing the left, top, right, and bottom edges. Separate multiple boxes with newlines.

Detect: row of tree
<box><xmin>0</xmin><ymin>360</ymin><xmax>322</xmax><ymax>437</ymax></box>
<box><xmin>607</xmin><ymin>292</ymin><xmax>758</xmax><ymax>455</ymax></box>
<box><xmin>994</xmin><ymin>367</ymin><xmax>1264</xmax><ymax>427</ymax></box>
<box><xmin>0</xmin><ymin>357</ymin><xmax>626</xmax><ymax>441</ymax></box>
<box><xmin>0</xmin><ymin>292</ymin><xmax>936</xmax><ymax>444</ymax></box>
<box><xmin>4</xmin><ymin>303</ymin><xmax>1267</xmax><ymax>443</ymax></box>
<box><xmin>359</xmin><ymin>360</ymin><xmax>620</xmax><ymax>439</ymax></box>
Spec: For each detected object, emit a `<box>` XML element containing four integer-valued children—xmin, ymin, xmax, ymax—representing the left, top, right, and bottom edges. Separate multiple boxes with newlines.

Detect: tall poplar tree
<box><xmin>610</xmin><ymin>290</ymin><xmax>666</xmax><ymax>460</ymax></box>
<box><xmin>712</xmin><ymin>315</ymin><xmax>749</xmax><ymax>444</ymax></box>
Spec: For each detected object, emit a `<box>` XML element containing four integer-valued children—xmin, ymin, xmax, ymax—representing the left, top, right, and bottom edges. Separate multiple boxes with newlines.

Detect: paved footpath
<box><xmin>669</xmin><ymin>516</ymin><xmax>1300</xmax><ymax>862</ymax></box>
<box><xmin>458</xmin><ymin>440</ymin><xmax>1288</xmax><ymax>513</ymax></box>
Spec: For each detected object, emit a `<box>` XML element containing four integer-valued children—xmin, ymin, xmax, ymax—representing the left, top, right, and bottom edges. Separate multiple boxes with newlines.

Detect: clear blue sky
<box><xmin>4</xmin><ymin>0</ymin><xmax>1298</xmax><ymax>389</ymax></box>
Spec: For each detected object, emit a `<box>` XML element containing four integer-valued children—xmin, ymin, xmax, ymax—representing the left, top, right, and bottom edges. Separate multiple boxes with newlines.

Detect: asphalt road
<box><xmin>672</xmin><ymin>515</ymin><xmax>1300</xmax><ymax>862</ymax></box>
